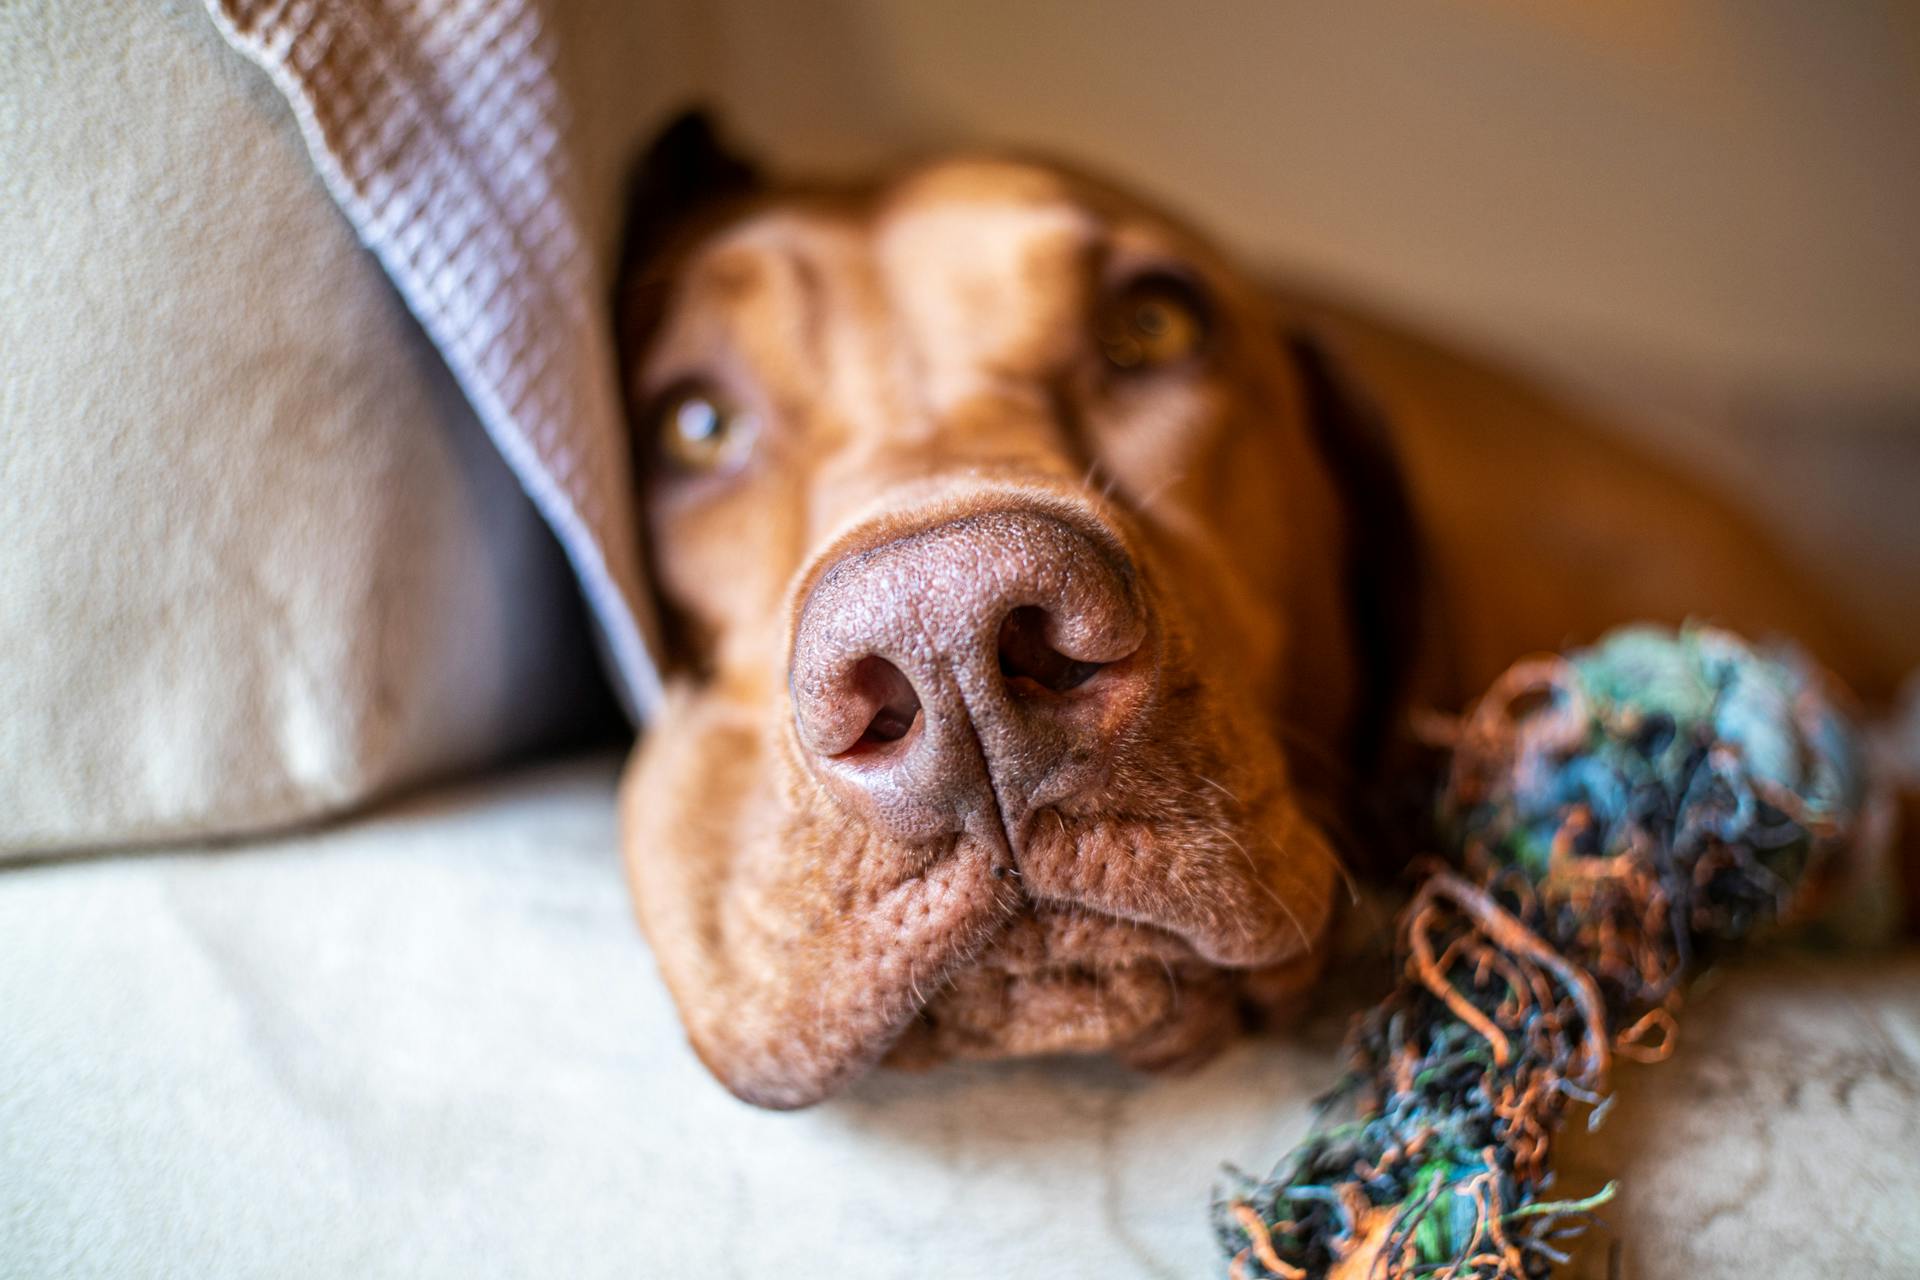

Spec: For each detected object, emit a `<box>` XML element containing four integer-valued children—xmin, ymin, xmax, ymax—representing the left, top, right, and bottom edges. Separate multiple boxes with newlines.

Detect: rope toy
<box><xmin>1215</xmin><ymin>623</ymin><xmax>1869</xmax><ymax>1279</ymax></box>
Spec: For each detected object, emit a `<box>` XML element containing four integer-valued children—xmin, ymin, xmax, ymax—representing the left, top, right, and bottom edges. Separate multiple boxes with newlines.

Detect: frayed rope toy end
<box><xmin>1216</xmin><ymin>623</ymin><xmax>1869</xmax><ymax>1280</ymax></box>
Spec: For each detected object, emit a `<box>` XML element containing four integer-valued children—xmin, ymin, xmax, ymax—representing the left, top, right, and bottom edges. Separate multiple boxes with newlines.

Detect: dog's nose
<box><xmin>789</xmin><ymin>507</ymin><xmax>1152</xmax><ymax>846</ymax></box>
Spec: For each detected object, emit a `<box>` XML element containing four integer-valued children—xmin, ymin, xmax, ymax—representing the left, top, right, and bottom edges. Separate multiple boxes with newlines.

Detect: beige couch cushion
<box><xmin>0</xmin><ymin>0</ymin><xmax>696</xmax><ymax>856</ymax></box>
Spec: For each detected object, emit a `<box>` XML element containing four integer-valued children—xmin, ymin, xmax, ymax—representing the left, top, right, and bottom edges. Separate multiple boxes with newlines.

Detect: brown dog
<box><xmin>613</xmin><ymin>115</ymin><xmax>1872</xmax><ymax>1110</ymax></box>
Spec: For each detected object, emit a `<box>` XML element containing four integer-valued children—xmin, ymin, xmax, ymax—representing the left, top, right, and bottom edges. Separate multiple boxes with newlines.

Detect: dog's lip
<box><xmin>900</xmin><ymin>908</ymin><xmax>1233</xmax><ymax>1063</ymax></box>
<box><xmin>932</xmin><ymin>962</ymin><xmax>1186</xmax><ymax>1053</ymax></box>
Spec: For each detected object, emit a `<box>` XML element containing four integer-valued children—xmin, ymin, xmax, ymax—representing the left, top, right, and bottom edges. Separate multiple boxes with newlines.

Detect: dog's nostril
<box><xmin>849</xmin><ymin>656</ymin><xmax>922</xmax><ymax>750</ymax></box>
<box><xmin>997</xmin><ymin>606</ymin><xmax>1105</xmax><ymax>695</ymax></box>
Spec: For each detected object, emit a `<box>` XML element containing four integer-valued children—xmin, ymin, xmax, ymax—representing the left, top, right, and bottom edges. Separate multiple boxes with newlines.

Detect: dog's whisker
<box><xmin>1134</xmin><ymin>470</ymin><xmax>1188</xmax><ymax>514</ymax></box>
<box><xmin>1157</xmin><ymin>951</ymin><xmax>1182</xmax><ymax>1016</ymax></box>
<box><xmin>1274</xmin><ymin>799</ymin><xmax>1365</xmax><ymax>906</ymax></box>
<box><xmin>1264</xmin><ymin>718</ymin><xmax>1360</xmax><ymax>792</ymax></box>
<box><xmin>1193</xmin><ymin>772</ymin><xmax>1242</xmax><ymax>810</ymax></box>
<box><xmin>1264</xmin><ymin>805</ymin><xmax>1364</xmax><ymax>913</ymax></box>
<box><xmin>1217</xmin><ymin>818</ymin><xmax>1315</xmax><ymax>956</ymax></box>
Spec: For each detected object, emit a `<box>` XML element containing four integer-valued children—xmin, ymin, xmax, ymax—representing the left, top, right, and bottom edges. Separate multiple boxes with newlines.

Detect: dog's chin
<box><xmin>880</xmin><ymin>908</ymin><xmax>1249</xmax><ymax>1074</ymax></box>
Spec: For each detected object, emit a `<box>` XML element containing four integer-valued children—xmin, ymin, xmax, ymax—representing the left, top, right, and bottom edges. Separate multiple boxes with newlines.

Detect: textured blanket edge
<box><xmin>203</xmin><ymin>0</ymin><xmax>665</xmax><ymax>723</ymax></box>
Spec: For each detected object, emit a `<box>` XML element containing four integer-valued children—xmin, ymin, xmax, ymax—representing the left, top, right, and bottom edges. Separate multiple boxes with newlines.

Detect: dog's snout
<box><xmin>789</xmin><ymin>506</ymin><xmax>1152</xmax><ymax>845</ymax></box>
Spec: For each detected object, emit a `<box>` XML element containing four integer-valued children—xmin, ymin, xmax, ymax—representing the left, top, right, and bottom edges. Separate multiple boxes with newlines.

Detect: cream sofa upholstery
<box><xmin>2</xmin><ymin>756</ymin><xmax>1915</xmax><ymax>1278</ymax></box>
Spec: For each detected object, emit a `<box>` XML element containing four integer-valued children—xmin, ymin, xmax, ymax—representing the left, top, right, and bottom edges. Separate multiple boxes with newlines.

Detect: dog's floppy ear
<box><xmin>615</xmin><ymin>108</ymin><xmax>764</xmax><ymax>324</ymax></box>
<box><xmin>615</xmin><ymin>110</ymin><xmax>764</xmax><ymax>673</ymax></box>
<box><xmin>1285</xmin><ymin>330</ymin><xmax>1426</xmax><ymax>812</ymax></box>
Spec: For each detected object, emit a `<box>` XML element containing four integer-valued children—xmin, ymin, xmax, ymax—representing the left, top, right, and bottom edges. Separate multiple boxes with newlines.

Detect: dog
<box><xmin>613</xmin><ymin>114</ymin><xmax>1876</xmax><ymax>1110</ymax></box>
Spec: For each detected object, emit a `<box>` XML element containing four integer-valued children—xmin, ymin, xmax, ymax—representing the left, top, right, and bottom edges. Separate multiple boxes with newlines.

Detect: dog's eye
<box><xmin>650</xmin><ymin>383</ymin><xmax>759</xmax><ymax>472</ymax></box>
<box><xmin>1096</xmin><ymin>273</ymin><xmax>1210</xmax><ymax>371</ymax></box>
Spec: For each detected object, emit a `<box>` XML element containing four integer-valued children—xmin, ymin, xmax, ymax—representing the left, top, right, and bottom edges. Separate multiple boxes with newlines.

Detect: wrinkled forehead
<box><xmin>647</xmin><ymin>158</ymin><xmax>1202</xmax><ymax>400</ymax></box>
<box><xmin>870</xmin><ymin>159</ymin><xmax>1102</xmax><ymax>376</ymax></box>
